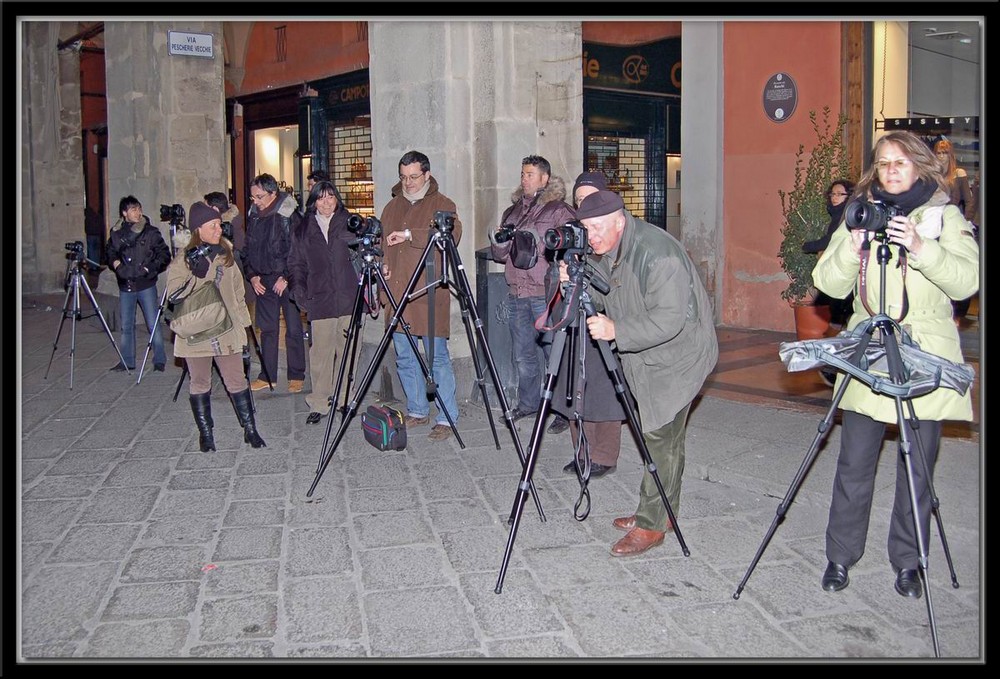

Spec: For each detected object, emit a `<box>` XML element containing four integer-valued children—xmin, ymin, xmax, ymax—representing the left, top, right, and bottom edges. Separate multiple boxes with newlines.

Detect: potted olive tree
<box><xmin>777</xmin><ymin>106</ymin><xmax>850</xmax><ymax>339</ymax></box>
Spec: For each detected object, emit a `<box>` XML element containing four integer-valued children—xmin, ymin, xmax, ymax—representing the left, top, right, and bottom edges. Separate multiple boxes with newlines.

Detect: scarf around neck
<box><xmin>871</xmin><ymin>178</ymin><xmax>936</xmax><ymax>216</ymax></box>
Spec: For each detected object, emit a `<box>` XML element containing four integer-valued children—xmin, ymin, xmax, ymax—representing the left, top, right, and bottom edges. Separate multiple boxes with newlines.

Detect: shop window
<box><xmin>253</xmin><ymin>125</ymin><xmax>302</xmax><ymax>205</ymax></box>
<box><xmin>586</xmin><ymin>135</ymin><xmax>648</xmax><ymax>221</ymax></box>
<box><xmin>329</xmin><ymin>121</ymin><xmax>373</xmax><ymax>216</ymax></box>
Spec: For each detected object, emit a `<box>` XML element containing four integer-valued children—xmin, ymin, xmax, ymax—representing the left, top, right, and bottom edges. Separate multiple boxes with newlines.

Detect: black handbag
<box><xmin>360</xmin><ymin>404</ymin><xmax>407</xmax><ymax>451</ymax></box>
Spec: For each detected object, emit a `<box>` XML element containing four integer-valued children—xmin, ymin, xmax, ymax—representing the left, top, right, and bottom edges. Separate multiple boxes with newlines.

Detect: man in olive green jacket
<box><xmin>574</xmin><ymin>190</ymin><xmax>719</xmax><ymax>556</ymax></box>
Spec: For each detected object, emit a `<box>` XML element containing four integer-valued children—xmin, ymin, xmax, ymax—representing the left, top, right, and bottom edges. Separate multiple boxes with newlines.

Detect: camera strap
<box><xmin>858</xmin><ymin>239</ymin><xmax>910</xmax><ymax>322</ymax></box>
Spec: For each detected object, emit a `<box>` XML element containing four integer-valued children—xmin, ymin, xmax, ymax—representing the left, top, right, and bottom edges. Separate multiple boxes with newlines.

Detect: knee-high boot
<box><xmin>231</xmin><ymin>389</ymin><xmax>266</xmax><ymax>448</ymax></box>
<box><xmin>189</xmin><ymin>392</ymin><xmax>216</xmax><ymax>452</ymax></box>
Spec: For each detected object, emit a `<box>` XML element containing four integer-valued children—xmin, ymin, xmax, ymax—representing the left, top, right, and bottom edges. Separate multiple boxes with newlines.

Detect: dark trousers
<box><xmin>569</xmin><ymin>420</ymin><xmax>623</xmax><ymax>466</ymax></box>
<box><xmin>253</xmin><ymin>287</ymin><xmax>306</xmax><ymax>382</ymax></box>
<box><xmin>826</xmin><ymin>410</ymin><xmax>941</xmax><ymax>570</ymax></box>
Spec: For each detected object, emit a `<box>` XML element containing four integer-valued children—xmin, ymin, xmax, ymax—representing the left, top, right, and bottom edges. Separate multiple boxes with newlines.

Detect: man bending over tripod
<box><xmin>574</xmin><ymin>191</ymin><xmax>718</xmax><ymax>556</ymax></box>
<box><xmin>382</xmin><ymin>151</ymin><xmax>462</xmax><ymax>442</ymax></box>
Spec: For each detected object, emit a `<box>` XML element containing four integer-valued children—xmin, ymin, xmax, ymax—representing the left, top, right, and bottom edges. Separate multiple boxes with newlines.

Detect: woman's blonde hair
<box><xmin>854</xmin><ymin>131</ymin><xmax>949</xmax><ymax>198</ymax></box>
<box><xmin>933</xmin><ymin>139</ymin><xmax>960</xmax><ymax>186</ymax></box>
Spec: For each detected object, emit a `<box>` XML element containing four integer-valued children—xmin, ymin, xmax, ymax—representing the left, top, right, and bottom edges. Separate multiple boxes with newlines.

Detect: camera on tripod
<box><xmin>159</xmin><ymin>203</ymin><xmax>186</xmax><ymax>226</ymax></box>
<box><xmin>64</xmin><ymin>240</ymin><xmax>86</xmax><ymax>261</ymax></box>
<box><xmin>432</xmin><ymin>210</ymin><xmax>456</xmax><ymax>233</ymax></box>
<box><xmin>544</xmin><ymin>220</ymin><xmax>588</xmax><ymax>253</ymax></box>
<box><xmin>347</xmin><ymin>213</ymin><xmax>383</xmax><ymax>249</ymax></box>
<box><xmin>844</xmin><ymin>199</ymin><xmax>904</xmax><ymax>235</ymax></box>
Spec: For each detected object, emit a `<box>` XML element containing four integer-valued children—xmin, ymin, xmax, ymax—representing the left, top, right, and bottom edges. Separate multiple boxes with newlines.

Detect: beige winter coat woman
<box><xmin>166</xmin><ymin>230</ymin><xmax>253</xmax><ymax>359</ymax></box>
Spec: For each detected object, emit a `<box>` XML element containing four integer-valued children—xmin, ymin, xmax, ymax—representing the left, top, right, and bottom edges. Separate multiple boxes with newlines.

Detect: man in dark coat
<box><xmin>244</xmin><ymin>173</ymin><xmax>306</xmax><ymax>392</ymax></box>
<box><xmin>575</xmin><ymin>190</ymin><xmax>718</xmax><ymax>557</ymax></box>
<box><xmin>490</xmin><ymin>155</ymin><xmax>573</xmax><ymax>434</ymax></box>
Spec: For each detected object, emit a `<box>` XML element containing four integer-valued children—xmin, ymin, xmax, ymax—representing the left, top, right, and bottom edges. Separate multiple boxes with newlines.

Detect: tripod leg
<box><xmin>78</xmin><ymin>269</ymin><xmax>130</xmax><ymax>374</ymax></box>
<box><xmin>894</xmin><ymin>397</ymin><xmax>941</xmax><ymax>658</ymax></box>
<box><xmin>137</xmin><ymin>286</ymin><xmax>169</xmax><ymax>385</ymax></box>
<box><xmin>900</xmin><ymin>399</ymin><xmax>960</xmax><ymax>589</ymax></box>
<box><xmin>496</xmin><ymin>330</ymin><xmax>567</xmax><ymax>594</ymax></box>
<box><xmin>246</xmin><ymin>325</ymin><xmax>274</xmax><ymax>390</ymax></box>
<box><xmin>458</xmin><ymin>302</ymin><xmax>500</xmax><ymax>449</ymax></box>
<box><xmin>44</xmin><ymin>276</ymin><xmax>77</xmax><ymax>380</ymax></box>
<box><xmin>173</xmin><ymin>360</ymin><xmax>189</xmax><ymax>402</ymax></box>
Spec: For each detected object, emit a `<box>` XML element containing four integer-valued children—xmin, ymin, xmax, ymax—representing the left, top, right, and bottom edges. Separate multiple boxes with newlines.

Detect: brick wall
<box><xmin>330</xmin><ymin>123</ymin><xmax>374</xmax><ymax>216</ymax></box>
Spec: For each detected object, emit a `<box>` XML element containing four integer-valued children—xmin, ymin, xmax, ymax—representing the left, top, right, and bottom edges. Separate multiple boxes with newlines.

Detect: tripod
<box><xmin>135</xmin><ymin>285</ymin><xmax>169</xmax><ymax>384</ymax></box>
<box><xmin>733</xmin><ymin>236</ymin><xmax>965</xmax><ymax>658</ymax></box>
<box><xmin>308</xmin><ymin>212</ymin><xmax>546</xmax><ymax>524</ymax></box>
<box><xmin>495</xmin><ymin>253</ymin><xmax>690</xmax><ymax>594</ymax></box>
<box><xmin>45</xmin><ymin>252</ymin><xmax>129</xmax><ymax>389</ymax></box>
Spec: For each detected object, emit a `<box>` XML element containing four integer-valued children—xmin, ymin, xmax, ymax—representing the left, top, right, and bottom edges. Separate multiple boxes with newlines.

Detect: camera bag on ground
<box><xmin>509</xmin><ymin>229</ymin><xmax>539</xmax><ymax>269</ymax></box>
<box><xmin>166</xmin><ymin>273</ymin><xmax>232</xmax><ymax>344</ymax></box>
<box><xmin>360</xmin><ymin>404</ymin><xmax>407</xmax><ymax>451</ymax></box>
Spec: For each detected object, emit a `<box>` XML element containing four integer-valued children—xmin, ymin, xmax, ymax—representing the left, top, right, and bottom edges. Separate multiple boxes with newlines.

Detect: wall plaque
<box><xmin>763</xmin><ymin>72</ymin><xmax>797</xmax><ymax>123</ymax></box>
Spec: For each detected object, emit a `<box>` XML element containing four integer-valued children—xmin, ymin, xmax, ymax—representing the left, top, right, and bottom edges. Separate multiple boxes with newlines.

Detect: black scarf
<box><xmin>871</xmin><ymin>178</ymin><xmax>937</xmax><ymax>216</ymax></box>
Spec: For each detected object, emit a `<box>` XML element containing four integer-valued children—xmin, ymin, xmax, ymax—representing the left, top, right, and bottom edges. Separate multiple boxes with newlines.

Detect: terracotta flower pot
<box><xmin>792</xmin><ymin>302</ymin><xmax>832</xmax><ymax>340</ymax></box>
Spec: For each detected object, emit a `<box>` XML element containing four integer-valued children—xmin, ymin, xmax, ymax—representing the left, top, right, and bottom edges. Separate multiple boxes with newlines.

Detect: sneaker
<box><xmin>405</xmin><ymin>415</ymin><xmax>430</xmax><ymax>427</ymax></box>
<box><xmin>250</xmin><ymin>378</ymin><xmax>270</xmax><ymax>391</ymax></box>
<box><xmin>428</xmin><ymin>424</ymin><xmax>452</xmax><ymax>441</ymax></box>
<box><xmin>153</xmin><ymin>363</ymin><xmax>165</xmax><ymax>372</ymax></box>
<box><xmin>287</xmin><ymin>379</ymin><xmax>305</xmax><ymax>393</ymax></box>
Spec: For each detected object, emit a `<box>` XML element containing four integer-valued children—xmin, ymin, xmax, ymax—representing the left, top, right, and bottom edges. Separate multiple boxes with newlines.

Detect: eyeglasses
<box><xmin>829</xmin><ymin>192</ymin><xmax>850</xmax><ymax>198</ymax></box>
<box><xmin>874</xmin><ymin>158</ymin><xmax>912</xmax><ymax>172</ymax></box>
<box><xmin>249</xmin><ymin>191</ymin><xmax>270</xmax><ymax>200</ymax></box>
<box><xmin>399</xmin><ymin>173</ymin><xmax>425</xmax><ymax>182</ymax></box>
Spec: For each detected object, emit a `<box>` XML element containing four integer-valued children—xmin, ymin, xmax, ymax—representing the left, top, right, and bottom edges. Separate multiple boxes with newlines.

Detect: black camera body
<box><xmin>159</xmin><ymin>203</ymin><xmax>185</xmax><ymax>225</ymax></box>
<box><xmin>347</xmin><ymin>213</ymin><xmax>383</xmax><ymax>250</ymax></box>
<box><xmin>494</xmin><ymin>224</ymin><xmax>516</xmax><ymax>244</ymax></box>
<box><xmin>433</xmin><ymin>210</ymin><xmax>456</xmax><ymax>233</ymax></box>
<box><xmin>185</xmin><ymin>243</ymin><xmax>212</xmax><ymax>263</ymax></box>
<box><xmin>844</xmin><ymin>199</ymin><xmax>904</xmax><ymax>234</ymax></box>
<box><xmin>220</xmin><ymin>221</ymin><xmax>234</xmax><ymax>241</ymax></box>
<box><xmin>544</xmin><ymin>220</ymin><xmax>588</xmax><ymax>252</ymax></box>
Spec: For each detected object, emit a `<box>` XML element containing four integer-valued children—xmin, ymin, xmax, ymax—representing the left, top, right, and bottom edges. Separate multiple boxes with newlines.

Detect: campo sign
<box><xmin>583</xmin><ymin>38</ymin><xmax>681</xmax><ymax>96</ymax></box>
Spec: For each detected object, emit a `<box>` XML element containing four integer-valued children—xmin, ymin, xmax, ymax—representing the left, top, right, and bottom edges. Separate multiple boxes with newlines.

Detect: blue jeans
<box><xmin>508</xmin><ymin>294</ymin><xmax>550</xmax><ymax>412</ymax></box>
<box><xmin>392</xmin><ymin>333</ymin><xmax>458</xmax><ymax>425</ymax></box>
<box><xmin>119</xmin><ymin>285</ymin><xmax>166</xmax><ymax>368</ymax></box>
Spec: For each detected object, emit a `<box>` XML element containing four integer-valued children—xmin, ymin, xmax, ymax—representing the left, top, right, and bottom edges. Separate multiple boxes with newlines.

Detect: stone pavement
<box><xmin>17</xmin><ymin>295</ymin><xmax>982</xmax><ymax>661</ymax></box>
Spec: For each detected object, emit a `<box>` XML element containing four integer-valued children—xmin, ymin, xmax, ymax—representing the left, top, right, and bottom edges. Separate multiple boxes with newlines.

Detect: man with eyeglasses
<box><xmin>244</xmin><ymin>173</ymin><xmax>307</xmax><ymax>393</ymax></box>
<box><xmin>490</xmin><ymin>155</ymin><xmax>574</xmax><ymax>435</ymax></box>
<box><xmin>381</xmin><ymin>151</ymin><xmax>463</xmax><ymax>441</ymax></box>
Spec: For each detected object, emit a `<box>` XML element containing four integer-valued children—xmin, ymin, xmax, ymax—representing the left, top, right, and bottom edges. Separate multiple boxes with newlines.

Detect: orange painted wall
<box><xmin>722</xmin><ymin>22</ymin><xmax>843</xmax><ymax>331</ymax></box>
<box><xmin>233</xmin><ymin>21</ymin><xmax>369</xmax><ymax>96</ymax></box>
<box><xmin>583</xmin><ymin>21</ymin><xmax>681</xmax><ymax>44</ymax></box>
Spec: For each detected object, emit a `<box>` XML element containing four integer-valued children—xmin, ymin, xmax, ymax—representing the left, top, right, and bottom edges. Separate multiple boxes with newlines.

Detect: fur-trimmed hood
<box><xmin>172</xmin><ymin>227</ymin><xmax>193</xmax><ymax>251</ymax></box>
<box><xmin>509</xmin><ymin>175</ymin><xmax>568</xmax><ymax>207</ymax></box>
<box><xmin>221</xmin><ymin>205</ymin><xmax>240</xmax><ymax>223</ymax></box>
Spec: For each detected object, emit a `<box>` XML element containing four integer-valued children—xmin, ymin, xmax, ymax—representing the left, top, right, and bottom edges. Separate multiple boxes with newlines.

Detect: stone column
<box><xmin>21</xmin><ymin>22</ymin><xmax>87</xmax><ymax>293</ymax></box>
<box><xmin>103</xmin><ymin>21</ymin><xmax>226</xmax><ymax>295</ymax></box>
<box><xmin>368</xmin><ymin>20</ymin><xmax>582</xmax><ymax>400</ymax></box>
<box><xmin>680</xmin><ymin>22</ymin><xmax>724</xmax><ymax>322</ymax></box>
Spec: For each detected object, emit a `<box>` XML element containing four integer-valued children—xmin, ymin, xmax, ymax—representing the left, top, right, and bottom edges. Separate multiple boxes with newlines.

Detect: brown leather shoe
<box><xmin>610</xmin><ymin>527</ymin><xmax>665</xmax><ymax>557</ymax></box>
<box><xmin>612</xmin><ymin>515</ymin><xmax>673</xmax><ymax>532</ymax></box>
<box><xmin>612</xmin><ymin>515</ymin><xmax>637</xmax><ymax>532</ymax></box>
<box><xmin>427</xmin><ymin>424</ymin><xmax>452</xmax><ymax>441</ymax></box>
<box><xmin>287</xmin><ymin>379</ymin><xmax>305</xmax><ymax>394</ymax></box>
<box><xmin>405</xmin><ymin>415</ymin><xmax>430</xmax><ymax>427</ymax></box>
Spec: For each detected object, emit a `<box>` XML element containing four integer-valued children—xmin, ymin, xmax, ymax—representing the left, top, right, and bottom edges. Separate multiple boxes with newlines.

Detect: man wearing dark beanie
<box><xmin>570</xmin><ymin>190</ymin><xmax>719</xmax><ymax>556</ymax></box>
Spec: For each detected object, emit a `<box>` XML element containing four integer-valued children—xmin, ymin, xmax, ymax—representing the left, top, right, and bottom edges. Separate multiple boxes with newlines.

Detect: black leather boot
<box><xmin>189</xmin><ymin>392</ymin><xmax>216</xmax><ymax>452</ymax></box>
<box><xmin>231</xmin><ymin>389</ymin><xmax>266</xmax><ymax>448</ymax></box>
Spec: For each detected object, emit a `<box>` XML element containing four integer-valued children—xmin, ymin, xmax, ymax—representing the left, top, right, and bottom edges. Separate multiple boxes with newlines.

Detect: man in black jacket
<box><xmin>244</xmin><ymin>173</ymin><xmax>307</xmax><ymax>392</ymax></box>
<box><xmin>106</xmin><ymin>195</ymin><xmax>171</xmax><ymax>372</ymax></box>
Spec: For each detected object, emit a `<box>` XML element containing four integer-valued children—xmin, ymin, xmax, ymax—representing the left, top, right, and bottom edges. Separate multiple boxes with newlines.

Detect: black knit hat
<box><xmin>573</xmin><ymin>171</ymin><xmax>609</xmax><ymax>198</ymax></box>
<box><xmin>188</xmin><ymin>202</ymin><xmax>219</xmax><ymax>231</ymax></box>
<box><xmin>575</xmin><ymin>190</ymin><xmax>625</xmax><ymax>220</ymax></box>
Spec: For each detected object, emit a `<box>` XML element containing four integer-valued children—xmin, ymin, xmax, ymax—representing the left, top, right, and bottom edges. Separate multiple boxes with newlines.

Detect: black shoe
<box><xmin>109</xmin><ymin>363</ymin><xmax>131</xmax><ymax>372</ymax></box>
<box><xmin>894</xmin><ymin>568</ymin><xmax>922</xmax><ymax>599</ymax></box>
<box><xmin>153</xmin><ymin>363</ymin><xmax>165</xmax><ymax>372</ymax></box>
<box><xmin>821</xmin><ymin>561</ymin><xmax>850</xmax><ymax>592</ymax></box>
<box><xmin>510</xmin><ymin>407</ymin><xmax>536</xmax><ymax>422</ymax></box>
<box><xmin>547</xmin><ymin>416</ymin><xmax>570</xmax><ymax>434</ymax></box>
<box><xmin>305</xmin><ymin>411</ymin><xmax>325</xmax><ymax>425</ymax></box>
<box><xmin>561</xmin><ymin>459</ymin><xmax>616</xmax><ymax>478</ymax></box>
<box><xmin>819</xmin><ymin>369</ymin><xmax>837</xmax><ymax>387</ymax></box>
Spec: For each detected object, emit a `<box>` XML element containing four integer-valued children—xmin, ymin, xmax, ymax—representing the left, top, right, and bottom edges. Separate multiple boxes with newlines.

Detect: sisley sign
<box><xmin>168</xmin><ymin>31</ymin><xmax>214</xmax><ymax>58</ymax></box>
